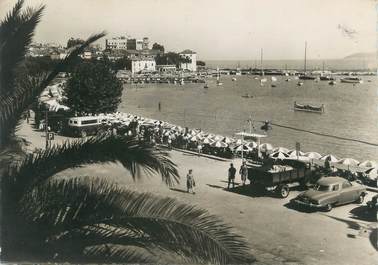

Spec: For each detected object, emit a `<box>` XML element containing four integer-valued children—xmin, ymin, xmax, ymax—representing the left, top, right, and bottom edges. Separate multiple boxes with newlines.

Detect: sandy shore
<box><xmin>16</xmin><ymin>114</ymin><xmax>378</xmax><ymax>265</ymax></box>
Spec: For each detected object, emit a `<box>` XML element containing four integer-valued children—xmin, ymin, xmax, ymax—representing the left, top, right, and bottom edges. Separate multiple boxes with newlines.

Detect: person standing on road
<box><xmin>186</xmin><ymin>169</ymin><xmax>195</xmax><ymax>194</ymax></box>
<box><xmin>228</xmin><ymin>163</ymin><xmax>236</xmax><ymax>189</ymax></box>
<box><xmin>239</xmin><ymin>161</ymin><xmax>248</xmax><ymax>186</ymax></box>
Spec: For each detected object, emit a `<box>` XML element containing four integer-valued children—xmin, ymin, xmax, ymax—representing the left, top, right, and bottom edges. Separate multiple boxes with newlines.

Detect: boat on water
<box><xmin>320</xmin><ymin>76</ymin><xmax>335</xmax><ymax>81</ymax></box>
<box><xmin>328</xmin><ymin>80</ymin><xmax>336</xmax><ymax>85</ymax></box>
<box><xmin>232</xmin><ymin>77</ymin><xmax>237</xmax><ymax>81</ymax></box>
<box><xmin>204</xmin><ymin>84</ymin><xmax>209</xmax><ymax>89</ymax></box>
<box><xmin>340</xmin><ymin>77</ymin><xmax>363</xmax><ymax>84</ymax></box>
<box><xmin>297</xmin><ymin>81</ymin><xmax>304</xmax><ymax>86</ymax></box>
<box><xmin>299</xmin><ymin>74</ymin><xmax>316</xmax><ymax>80</ymax></box>
<box><xmin>216</xmin><ymin>67</ymin><xmax>223</xmax><ymax>86</ymax></box>
<box><xmin>241</xmin><ymin>94</ymin><xmax>254</xmax><ymax>98</ymax></box>
<box><xmin>285</xmin><ymin>78</ymin><xmax>291</xmax><ymax>81</ymax></box>
<box><xmin>294</xmin><ymin>101</ymin><xmax>324</xmax><ymax>113</ymax></box>
<box><xmin>298</xmin><ymin>41</ymin><xmax>317</xmax><ymax>81</ymax></box>
<box><xmin>271</xmin><ymin>84</ymin><xmax>277</xmax><ymax>87</ymax></box>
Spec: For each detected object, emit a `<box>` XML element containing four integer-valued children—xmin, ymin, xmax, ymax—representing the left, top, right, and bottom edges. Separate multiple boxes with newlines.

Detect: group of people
<box><xmin>227</xmin><ymin>161</ymin><xmax>248</xmax><ymax>189</ymax></box>
<box><xmin>185</xmin><ymin>161</ymin><xmax>249</xmax><ymax>195</ymax></box>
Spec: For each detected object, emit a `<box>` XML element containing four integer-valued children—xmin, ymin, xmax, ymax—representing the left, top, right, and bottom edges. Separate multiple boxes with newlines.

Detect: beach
<box><xmin>17</xmin><ymin>114</ymin><xmax>378</xmax><ymax>265</ymax></box>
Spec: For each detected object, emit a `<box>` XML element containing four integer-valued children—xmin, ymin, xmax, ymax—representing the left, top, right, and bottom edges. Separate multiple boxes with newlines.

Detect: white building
<box><xmin>105</xmin><ymin>37</ymin><xmax>128</xmax><ymax>50</ymax></box>
<box><xmin>179</xmin><ymin>49</ymin><xmax>197</xmax><ymax>72</ymax></box>
<box><xmin>131</xmin><ymin>57</ymin><xmax>156</xmax><ymax>74</ymax></box>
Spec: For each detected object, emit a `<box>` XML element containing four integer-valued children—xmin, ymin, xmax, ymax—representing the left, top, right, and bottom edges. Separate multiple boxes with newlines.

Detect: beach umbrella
<box><xmin>213</xmin><ymin>135</ymin><xmax>224</xmax><ymax>141</ymax></box>
<box><xmin>190</xmin><ymin>135</ymin><xmax>200</xmax><ymax>142</ymax></box>
<box><xmin>211</xmin><ymin>141</ymin><xmax>228</xmax><ymax>148</ymax></box>
<box><xmin>304</xmin><ymin>152</ymin><xmax>322</xmax><ymax>159</ymax></box>
<box><xmin>365</xmin><ymin>167</ymin><xmax>377</xmax><ymax>175</ymax></box>
<box><xmin>320</xmin><ymin>154</ymin><xmax>339</xmax><ymax>162</ymax></box>
<box><xmin>235</xmin><ymin>144</ymin><xmax>253</xmax><ymax>152</ymax></box>
<box><xmin>247</xmin><ymin>141</ymin><xmax>258</xmax><ymax>149</ymax></box>
<box><xmin>288</xmin><ymin>150</ymin><xmax>305</xmax><ymax>156</ymax></box>
<box><xmin>235</xmin><ymin>139</ymin><xmax>247</xmax><ymax>145</ymax></box>
<box><xmin>358</xmin><ymin>160</ymin><xmax>378</xmax><ymax>168</ymax></box>
<box><xmin>259</xmin><ymin>143</ymin><xmax>274</xmax><ymax>152</ymax></box>
<box><xmin>223</xmin><ymin>137</ymin><xmax>234</xmax><ymax>144</ymax></box>
<box><xmin>207</xmin><ymin>133</ymin><xmax>215</xmax><ymax>139</ymax></box>
<box><xmin>273</xmin><ymin>147</ymin><xmax>290</xmax><ymax>154</ymax></box>
<box><xmin>269</xmin><ymin>151</ymin><xmax>290</xmax><ymax>159</ymax></box>
<box><xmin>337</xmin><ymin>158</ymin><xmax>359</xmax><ymax>166</ymax></box>
<box><xmin>202</xmin><ymin>138</ymin><xmax>214</xmax><ymax>144</ymax></box>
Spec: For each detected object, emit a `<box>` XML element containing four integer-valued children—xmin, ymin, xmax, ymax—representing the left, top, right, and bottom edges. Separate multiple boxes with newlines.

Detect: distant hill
<box><xmin>343</xmin><ymin>52</ymin><xmax>376</xmax><ymax>60</ymax></box>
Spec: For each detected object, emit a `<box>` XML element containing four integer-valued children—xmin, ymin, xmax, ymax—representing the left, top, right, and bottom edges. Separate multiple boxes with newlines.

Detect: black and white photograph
<box><xmin>0</xmin><ymin>0</ymin><xmax>377</xmax><ymax>264</ymax></box>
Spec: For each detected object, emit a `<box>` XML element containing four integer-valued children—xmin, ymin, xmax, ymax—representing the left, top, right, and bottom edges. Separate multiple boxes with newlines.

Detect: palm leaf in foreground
<box><xmin>19</xmin><ymin>178</ymin><xmax>255</xmax><ymax>264</ymax></box>
<box><xmin>5</xmin><ymin>134</ymin><xmax>180</xmax><ymax>198</ymax></box>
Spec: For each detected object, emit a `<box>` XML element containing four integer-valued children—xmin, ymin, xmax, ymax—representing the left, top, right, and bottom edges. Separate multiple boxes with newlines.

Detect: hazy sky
<box><xmin>1</xmin><ymin>0</ymin><xmax>377</xmax><ymax>60</ymax></box>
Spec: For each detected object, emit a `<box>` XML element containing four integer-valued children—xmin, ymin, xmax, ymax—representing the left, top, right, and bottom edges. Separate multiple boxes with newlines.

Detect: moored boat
<box><xmin>294</xmin><ymin>101</ymin><xmax>324</xmax><ymax>113</ymax></box>
<box><xmin>340</xmin><ymin>77</ymin><xmax>363</xmax><ymax>84</ymax></box>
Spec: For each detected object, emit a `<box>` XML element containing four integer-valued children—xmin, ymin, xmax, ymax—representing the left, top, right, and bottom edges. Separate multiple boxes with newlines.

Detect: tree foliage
<box><xmin>155</xmin><ymin>52</ymin><xmax>191</xmax><ymax>67</ymax></box>
<box><xmin>67</xmin><ymin>37</ymin><xmax>85</xmax><ymax>49</ymax></box>
<box><xmin>63</xmin><ymin>59</ymin><xmax>123</xmax><ymax>114</ymax></box>
<box><xmin>197</xmin><ymin>60</ymin><xmax>206</xmax><ymax>66</ymax></box>
<box><xmin>152</xmin><ymin>42</ymin><xmax>164</xmax><ymax>53</ymax></box>
<box><xmin>112</xmin><ymin>56</ymin><xmax>131</xmax><ymax>71</ymax></box>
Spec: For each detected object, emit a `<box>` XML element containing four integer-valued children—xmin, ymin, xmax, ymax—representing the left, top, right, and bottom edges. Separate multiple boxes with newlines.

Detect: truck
<box><xmin>247</xmin><ymin>159</ymin><xmax>316</xmax><ymax>198</ymax></box>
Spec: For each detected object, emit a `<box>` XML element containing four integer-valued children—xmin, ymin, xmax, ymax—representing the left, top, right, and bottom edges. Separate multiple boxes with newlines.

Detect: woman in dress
<box><xmin>186</xmin><ymin>169</ymin><xmax>195</xmax><ymax>194</ymax></box>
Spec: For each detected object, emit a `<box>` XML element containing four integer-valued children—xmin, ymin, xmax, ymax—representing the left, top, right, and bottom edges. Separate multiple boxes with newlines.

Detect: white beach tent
<box><xmin>247</xmin><ymin>141</ymin><xmax>258</xmax><ymax>149</ymax></box>
<box><xmin>202</xmin><ymin>138</ymin><xmax>215</xmax><ymax>144</ymax></box>
<box><xmin>273</xmin><ymin>147</ymin><xmax>290</xmax><ymax>154</ymax></box>
<box><xmin>211</xmin><ymin>141</ymin><xmax>228</xmax><ymax>148</ymax></box>
<box><xmin>288</xmin><ymin>150</ymin><xmax>305</xmax><ymax>157</ymax></box>
<box><xmin>358</xmin><ymin>160</ymin><xmax>378</xmax><ymax>168</ymax></box>
<box><xmin>320</xmin><ymin>154</ymin><xmax>339</xmax><ymax>163</ymax></box>
<box><xmin>304</xmin><ymin>152</ymin><xmax>322</xmax><ymax>159</ymax></box>
<box><xmin>259</xmin><ymin>143</ymin><xmax>274</xmax><ymax>152</ymax></box>
<box><xmin>337</xmin><ymin>158</ymin><xmax>360</xmax><ymax>166</ymax></box>
<box><xmin>269</xmin><ymin>151</ymin><xmax>290</xmax><ymax>159</ymax></box>
<box><xmin>235</xmin><ymin>144</ymin><xmax>253</xmax><ymax>153</ymax></box>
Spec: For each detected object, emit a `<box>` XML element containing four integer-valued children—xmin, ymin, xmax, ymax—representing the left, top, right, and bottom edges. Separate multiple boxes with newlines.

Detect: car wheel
<box><xmin>278</xmin><ymin>185</ymin><xmax>290</xmax><ymax>198</ymax></box>
<box><xmin>356</xmin><ymin>194</ymin><xmax>365</xmax><ymax>204</ymax></box>
<box><xmin>81</xmin><ymin>130</ymin><xmax>87</xmax><ymax>138</ymax></box>
<box><xmin>324</xmin><ymin>203</ymin><xmax>333</xmax><ymax>212</ymax></box>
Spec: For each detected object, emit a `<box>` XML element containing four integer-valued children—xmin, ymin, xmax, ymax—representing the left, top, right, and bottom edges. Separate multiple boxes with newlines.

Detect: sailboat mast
<box><xmin>260</xmin><ymin>48</ymin><xmax>264</xmax><ymax>76</ymax></box>
<box><xmin>304</xmin><ymin>41</ymin><xmax>307</xmax><ymax>74</ymax></box>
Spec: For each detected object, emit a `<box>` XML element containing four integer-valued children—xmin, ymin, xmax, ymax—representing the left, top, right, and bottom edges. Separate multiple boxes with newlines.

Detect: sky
<box><xmin>1</xmin><ymin>0</ymin><xmax>377</xmax><ymax>60</ymax></box>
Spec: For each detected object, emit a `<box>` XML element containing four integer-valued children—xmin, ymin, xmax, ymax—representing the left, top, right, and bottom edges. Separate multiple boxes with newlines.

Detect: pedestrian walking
<box><xmin>186</xmin><ymin>169</ymin><xmax>195</xmax><ymax>194</ymax></box>
<box><xmin>239</xmin><ymin>161</ymin><xmax>248</xmax><ymax>186</ymax></box>
<box><xmin>228</xmin><ymin>163</ymin><xmax>236</xmax><ymax>189</ymax></box>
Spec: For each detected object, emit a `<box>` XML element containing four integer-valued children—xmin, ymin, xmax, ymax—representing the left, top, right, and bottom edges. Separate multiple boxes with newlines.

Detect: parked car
<box><xmin>291</xmin><ymin>176</ymin><xmax>367</xmax><ymax>211</ymax></box>
<box><xmin>366</xmin><ymin>194</ymin><xmax>377</xmax><ymax>211</ymax></box>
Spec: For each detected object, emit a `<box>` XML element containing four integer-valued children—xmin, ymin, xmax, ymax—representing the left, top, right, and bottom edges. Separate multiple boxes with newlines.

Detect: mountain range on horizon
<box><xmin>343</xmin><ymin>52</ymin><xmax>376</xmax><ymax>60</ymax></box>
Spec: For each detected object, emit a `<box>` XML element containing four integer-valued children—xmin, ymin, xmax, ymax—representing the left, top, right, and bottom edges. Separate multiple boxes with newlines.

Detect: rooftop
<box><xmin>180</xmin><ymin>49</ymin><xmax>196</xmax><ymax>54</ymax></box>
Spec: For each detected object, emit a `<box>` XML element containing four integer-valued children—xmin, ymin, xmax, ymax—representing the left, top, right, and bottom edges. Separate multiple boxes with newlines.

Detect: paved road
<box><xmin>57</xmin><ymin>151</ymin><xmax>377</xmax><ymax>265</ymax></box>
<box><xmin>18</xmin><ymin>117</ymin><xmax>377</xmax><ymax>265</ymax></box>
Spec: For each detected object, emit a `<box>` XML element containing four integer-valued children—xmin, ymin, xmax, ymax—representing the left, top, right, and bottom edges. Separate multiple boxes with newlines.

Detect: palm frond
<box><xmin>19</xmin><ymin>178</ymin><xmax>254</xmax><ymax>264</ymax></box>
<box><xmin>5</xmin><ymin>134</ymin><xmax>179</xmax><ymax>197</ymax></box>
<box><xmin>0</xmin><ymin>1</ymin><xmax>45</xmax><ymax>96</ymax></box>
<box><xmin>82</xmin><ymin>245</ymin><xmax>160</xmax><ymax>263</ymax></box>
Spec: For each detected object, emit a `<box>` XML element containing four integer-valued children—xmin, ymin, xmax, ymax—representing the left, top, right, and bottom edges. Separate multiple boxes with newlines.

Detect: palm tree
<box><xmin>0</xmin><ymin>1</ymin><xmax>254</xmax><ymax>264</ymax></box>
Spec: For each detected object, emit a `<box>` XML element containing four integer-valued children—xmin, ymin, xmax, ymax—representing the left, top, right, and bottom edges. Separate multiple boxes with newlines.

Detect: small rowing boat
<box><xmin>294</xmin><ymin>101</ymin><xmax>324</xmax><ymax>113</ymax></box>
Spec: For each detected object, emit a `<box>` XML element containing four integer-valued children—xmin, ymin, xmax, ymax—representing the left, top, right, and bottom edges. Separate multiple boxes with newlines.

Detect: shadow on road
<box><xmin>206</xmin><ymin>183</ymin><xmax>270</xmax><ymax>198</ymax></box>
<box><xmin>283</xmin><ymin>201</ymin><xmax>318</xmax><ymax>213</ymax></box>
<box><xmin>170</xmin><ymin>187</ymin><xmax>188</xmax><ymax>193</ymax></box>
<box><xmin>349</xmin><ymin>205</ymin><xmax>376</xmax><ymax>223</ymax></box>
<box><xmin>325</xmin><ymin>215</ymin><xmax>377</xmax><ymax>250</ymax></box>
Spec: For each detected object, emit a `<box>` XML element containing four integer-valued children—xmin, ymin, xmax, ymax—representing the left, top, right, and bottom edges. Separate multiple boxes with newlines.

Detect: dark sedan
<box><xmin>292</xmin><ymin>177</ymin><xmax>367</xmax><ymax>211</ymax></box>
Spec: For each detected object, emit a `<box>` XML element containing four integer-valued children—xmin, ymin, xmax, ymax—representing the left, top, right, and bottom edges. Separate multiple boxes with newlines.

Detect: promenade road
<box><xmin>17</xmin><ymin>116</ymin><xmax>378</xmax><ymax>265</ymax></box>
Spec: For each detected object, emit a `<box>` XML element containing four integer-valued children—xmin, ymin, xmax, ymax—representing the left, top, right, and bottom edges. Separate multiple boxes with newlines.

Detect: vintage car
<box><xmin>291</xmin><ymin>176</ymin><xmax>367</xmax><ymax>211</ymax></box>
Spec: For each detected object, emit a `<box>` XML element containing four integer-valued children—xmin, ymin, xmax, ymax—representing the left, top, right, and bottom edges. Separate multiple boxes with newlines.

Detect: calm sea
<box><xmin>119</xmin><ymin>75</ymin><xmax>378</xmax><ymax>162</ymax></box>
